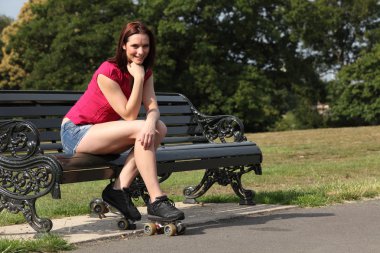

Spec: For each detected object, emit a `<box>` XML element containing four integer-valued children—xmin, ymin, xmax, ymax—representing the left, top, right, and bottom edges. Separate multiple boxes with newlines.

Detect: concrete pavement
<box><xmin>70</xmin><ymin>199</ymin><xmax>380</xmax><ymax>253</ymax></box>
<box><xmin>0</xmin><ymin>202</ymin><xmax>296</xmax><ymax>244</ymax></box>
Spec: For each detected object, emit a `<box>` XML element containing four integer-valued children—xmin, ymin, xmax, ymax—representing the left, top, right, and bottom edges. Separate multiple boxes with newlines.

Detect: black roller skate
<box><xmin>144</xmin><ymin>196</ymin><xmax>186</xmax><ymax>236</ymax></box>
<box><xmin>90</xmin><ymin>183</ymin><xmax>141</xmax><ymax>230</ymax></box>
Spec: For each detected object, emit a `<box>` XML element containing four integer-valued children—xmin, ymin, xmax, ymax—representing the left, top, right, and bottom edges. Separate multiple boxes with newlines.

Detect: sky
<box><xmin>0</xmin><ymin>0</ymin><xmax>28</xmax><ymax>19</ymax></box>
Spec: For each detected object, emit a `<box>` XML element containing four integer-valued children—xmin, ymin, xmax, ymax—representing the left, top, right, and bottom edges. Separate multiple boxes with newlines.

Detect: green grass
<box><xmin>0</xmin><ymin>233</ymin><xmax>73</xmax><ymax>252</ymax></box>
<box><xmin>1</xmin><ymin>126</ymin><xmax>379</xmax><ymax>227</ymax></box>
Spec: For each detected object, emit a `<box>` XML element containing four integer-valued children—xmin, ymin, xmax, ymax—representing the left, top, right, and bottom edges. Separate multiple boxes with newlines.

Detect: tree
<box><xmin>4</xmin><ymin>0</ymin><xmax>139</xmax><ymax>90</ymax></box>
<box><xmin>0</xmin><ymin>0</ymin><xmax>47</xmax><ymax>89</ymax></box>
<box><xmin>285</xmin><ymin>0</ymin><xmax>380</xmax><ymax>74</ymax></box>
<box><xmin>328</xmin><ymin>43</ymin><xmax>380</xmax><ymax>126</ymax></box>
<box><xmin>0</xmin><ymin>15</ymin><xmax>13</xmax><ymax>60</ymax></box>
<box><xmin>2</xmin><ymin>0</ymin><xmax>379</xmax><ymax>131</ymax></box>
<box><xmin>138</xmin><ymin>0</ymin><xmax>323</xmax><ymax>130</ymax></box>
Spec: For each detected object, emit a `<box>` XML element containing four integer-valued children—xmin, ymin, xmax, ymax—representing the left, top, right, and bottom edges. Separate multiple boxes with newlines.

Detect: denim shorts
<box><xmin>60</xmin><ymin>120</ymin><xmax>92</xmax><ymax>155</ymax></box>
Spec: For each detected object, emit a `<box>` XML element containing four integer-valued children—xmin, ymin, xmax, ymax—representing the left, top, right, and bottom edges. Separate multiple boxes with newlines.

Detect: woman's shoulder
<box><xmin>96</xmin><ymin>60</ymin><xmax>123</xmax><ymax>82</ymax></box>
<box><xmin>98</xmin><ymin>60</ymin><xmax>120</xmax><ymax>72</ymax></box>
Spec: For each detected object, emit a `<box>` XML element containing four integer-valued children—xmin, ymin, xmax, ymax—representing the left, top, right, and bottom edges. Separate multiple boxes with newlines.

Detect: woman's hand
<box><xmin>137</xmin><ymin>120</ymin><xmax>157</xmax><ymax>150</ymax></box>
<box><xmin>127</xmin><ymin>62</ymin><xmax>145</xmax><ymax>81</ymax></box>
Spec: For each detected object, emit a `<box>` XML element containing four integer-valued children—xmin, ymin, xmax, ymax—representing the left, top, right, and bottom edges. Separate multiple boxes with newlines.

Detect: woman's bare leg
<box><xmin>76</xmin><ymin>120</ymin><xmax>167</xmax><ymax>201</ymax></box>
<box><xmin>114</xmin><ymin>122</ymin><xmax>165</xmax><ymax>190</ymax></box>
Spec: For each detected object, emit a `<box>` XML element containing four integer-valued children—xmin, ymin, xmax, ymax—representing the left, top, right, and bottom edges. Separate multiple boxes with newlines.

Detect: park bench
<box><xmin>0</xmin><ymin>90</ymin><xmax>262</xmax><ymax>233</ymax></box>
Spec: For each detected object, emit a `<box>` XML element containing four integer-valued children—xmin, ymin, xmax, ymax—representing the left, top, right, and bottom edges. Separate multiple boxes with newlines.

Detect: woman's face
<box><xmin>123</xmin><ymin>33</ymin><xmax>150</xmax><ymax>65</ymax></box>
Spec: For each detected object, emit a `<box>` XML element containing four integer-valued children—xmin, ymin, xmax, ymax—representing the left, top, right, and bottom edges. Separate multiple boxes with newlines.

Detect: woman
<box><xmin>60</xmin><ymin>21</ymin><xmax>184</xmax><ymax>222</ymax></box>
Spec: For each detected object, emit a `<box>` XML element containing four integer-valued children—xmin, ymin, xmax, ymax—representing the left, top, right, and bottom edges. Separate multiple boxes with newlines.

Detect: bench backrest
<box><xmin>0</xmin><ymin>91</ymin><xmax>207</xmax><ymax>153</ymax></box>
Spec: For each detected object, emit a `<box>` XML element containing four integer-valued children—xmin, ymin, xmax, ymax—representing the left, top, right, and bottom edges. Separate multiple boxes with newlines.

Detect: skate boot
<box><xmin>101</xmin><ymin>183</ymin><xmax>142</xmax><ymax>221</ymax></box>
<box><xmin>147</xmin><ymin>195</ymin><xmax>185</xmax><ymax>221</ymax></box>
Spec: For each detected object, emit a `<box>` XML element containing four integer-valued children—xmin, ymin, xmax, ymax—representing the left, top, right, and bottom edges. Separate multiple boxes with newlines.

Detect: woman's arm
<box><xmin>138</xmin><ymin>74</ymin><xmax>160</xmax><ymax>149</ymax></box>
<box><xmin>97</xmin><ymin>62</ymin><xmax>145</xmax><ymax>121</ymax></box>
<box><xmin>142</xmin><ymin>74</ymin><xmax>160</xmax><ymax>125</ymax></box>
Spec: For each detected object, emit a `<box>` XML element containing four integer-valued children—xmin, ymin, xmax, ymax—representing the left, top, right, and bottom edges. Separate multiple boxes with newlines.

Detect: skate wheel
<box><xmin>117</xmin><ymin>218</ymin><xmax>131</xmax><ymax>230</ymax></box>
<box><xmin>164</xmin><ymin>223</ymin><xmax>177</xmax><ymax>236</ymax></box>
<box><xmin>176</xmin><ymin>222</ymin><xmax>186</xmax><ymax>235</ymax></box>
<box><xmin>90</xmin><ymin>198</ymin><xmax>107</xmax><ymax>214</ymax></box>
<box><xmin>144</xmin><ymin>223</ymin><xmax>157</xmax><ymax>236</ymax></box>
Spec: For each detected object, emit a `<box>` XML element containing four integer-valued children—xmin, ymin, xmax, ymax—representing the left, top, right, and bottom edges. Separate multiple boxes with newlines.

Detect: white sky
<box><xmin>0</xmin><ymin>0</ymin><xmax>28</xmax><ymax>19</ymax></box>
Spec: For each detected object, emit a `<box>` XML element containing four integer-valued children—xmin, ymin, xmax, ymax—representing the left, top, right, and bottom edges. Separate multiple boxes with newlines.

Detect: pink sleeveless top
<box><xmin>65</xmin><ymin>61</ymin><xmax>152</xmax><ymax>124</ymax></box>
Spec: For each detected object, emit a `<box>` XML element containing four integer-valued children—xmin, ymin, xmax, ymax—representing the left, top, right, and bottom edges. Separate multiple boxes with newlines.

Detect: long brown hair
<box><xmin>109</xmin><ymin>21</ymin><xmax>156</xmax><ymax>73</ymax></box>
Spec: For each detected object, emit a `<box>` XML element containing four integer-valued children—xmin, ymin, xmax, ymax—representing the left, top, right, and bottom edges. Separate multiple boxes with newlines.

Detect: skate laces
<box><xmin>152</xmin><ymin>196</ymin><xmax>176</xmax><ymax>211</ymax></box>
<box><xmin>162</xmin><ymin>198</ymin><xmax>176</xmax><ymax>208</ymax></box>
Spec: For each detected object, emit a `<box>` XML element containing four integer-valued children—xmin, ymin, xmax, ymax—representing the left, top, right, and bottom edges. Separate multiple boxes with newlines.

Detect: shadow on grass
<box><xmin>197</xmin><ymin>189</ymin><xmax>331</xmax><ymax>207</ymax></box>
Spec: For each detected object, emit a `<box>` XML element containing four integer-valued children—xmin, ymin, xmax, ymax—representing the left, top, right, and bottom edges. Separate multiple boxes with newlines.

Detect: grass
<box><xmin>0</xmin><ymin>126</ymin><xmax>379</xmax><ymax>224</ymax></box>
<box><xmin>0</xmin><ymin>234</ymin><xmax>73</xmax><ymax>252</ymax></box>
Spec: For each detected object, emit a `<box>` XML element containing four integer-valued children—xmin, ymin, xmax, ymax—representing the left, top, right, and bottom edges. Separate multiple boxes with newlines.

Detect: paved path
<box><xmin>70</xmin><ymin>199</ymin><xmax>380</xmax><ymax>253</ymax></box>
<box><xmin>0</xmin><ymin>202</ymin><xmax>293</xmax><ymax>244</ymax></box>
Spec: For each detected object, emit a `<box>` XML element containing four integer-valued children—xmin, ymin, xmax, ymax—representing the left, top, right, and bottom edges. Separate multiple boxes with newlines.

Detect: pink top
<box><xmin>65</xmin><ymin>61</ymin><xmax>152</xmax><ymax>124</ymax></box>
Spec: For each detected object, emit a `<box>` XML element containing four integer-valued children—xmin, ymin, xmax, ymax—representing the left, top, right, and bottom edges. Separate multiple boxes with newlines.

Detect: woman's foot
<box><xmin>147</xmin><ymin>196</ymin><xmax>185</xmax><ymax>221</ymax></box>
<box><xmin>102</xmin><ymin>183</ymin><xmax>142</xmax><ymax>221</ymax></box>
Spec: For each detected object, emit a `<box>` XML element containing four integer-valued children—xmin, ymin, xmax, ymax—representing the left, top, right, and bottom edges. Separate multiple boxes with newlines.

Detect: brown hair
<box><xmin>109</xmin><ymin>21</ymin><xmax>156</xmax><ymax>73</ymax></box>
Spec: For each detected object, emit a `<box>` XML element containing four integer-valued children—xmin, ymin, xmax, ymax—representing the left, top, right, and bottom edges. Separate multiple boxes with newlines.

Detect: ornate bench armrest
<box><xmin>193</xmin><ymin>111</ymin><xmax>247</xmax><ymax>143</ymax></box>
<box><xmin>0</xmin><ymin>120</ymin><xmax>42</xmax><ymax>159</ymax></box>
<box><xmin>0</xmin><ymin>120</ymin><xmax>63</xmax><ymax>232</ymax></box>
<box><xmin>0</xmin><ymin>120</ymin><xmax>62</xmax><ymax>197</ymax></box>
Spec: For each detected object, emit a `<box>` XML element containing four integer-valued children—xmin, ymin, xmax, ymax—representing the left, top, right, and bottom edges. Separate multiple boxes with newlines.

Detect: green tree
<box><xmin>0</xmin><ymin>0</ymin><xmax>45</xmax><ymax>89</ymax></box>
<box><xmin>328</xmin><ymin>43</ymin><xmax>380</xmax><ymax>126</ymax></box>
<box><xmin>285</xmin><ymin>0</ymin><xmax>380</xmax><ymax>73</ymax></box>
<box><xmin>139</xmin><ymin>0</ymin><xmax>322</xmax><ymax>131</ymax></box>
<box><xmin>6</xmin><ymin>0</ymin><xmax>138</xmax><ymax>90</ymax></box>
<box><xmin>3</xmin><ymin>0</ymin><xmax>379</xmax><ymax>131</ymax></box>
<box><xmin>0</xmin><ymin>15</ymin><xmax>13</xmax><ymax>60</ymax></box>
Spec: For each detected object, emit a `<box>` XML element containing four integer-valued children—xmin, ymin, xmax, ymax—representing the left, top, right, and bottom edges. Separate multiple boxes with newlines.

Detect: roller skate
<box><xmin>90</xmin><ymin>183</ymin><xmax>141</xmax><ymax>230</ymax></box>
<box><xmin>143</xmin><ymin>195</ymin><xmax>186</xmax><ymax>236</ymax></box>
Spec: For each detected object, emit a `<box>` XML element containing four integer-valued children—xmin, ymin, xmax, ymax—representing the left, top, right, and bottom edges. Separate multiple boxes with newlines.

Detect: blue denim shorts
<box><xmin>60</xmin><ymin>120</ymin><xmax>92</xmax><ymax>155</ymax></box>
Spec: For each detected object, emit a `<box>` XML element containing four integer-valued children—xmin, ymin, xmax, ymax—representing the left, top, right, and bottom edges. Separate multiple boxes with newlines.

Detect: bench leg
<box><xmin>0</xmin><ymin>195</ymin><xmax>53</xmax><ymax>232</ymax></box>
<box><xmin>183</xmin><ymin>165</ymin><xmax>260</xmax><ymax>205</ymax></box>
<box><xmin>183</xmin><ymin>169</ymin><xmax>216</xmax><ymax>204</ymax></box>
<box><xmin>0</xmin><ymin>157</ymin><xmax>61</xmax><ymax>233</ymax></box>
<box><xmin>230</xmin><ymin>170</ymin><xmax>255</xmax><ymax>205</ymax></box>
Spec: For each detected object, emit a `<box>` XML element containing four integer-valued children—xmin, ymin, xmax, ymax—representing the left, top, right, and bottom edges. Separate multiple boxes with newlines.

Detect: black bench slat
<box><xmin>157</xmin><ymin>155</ymin><xmax>259</xmax><ymax>174</ymax></box>
<box><xmin>140</xmin><ymin>105</ymin><xmax>192</xmax><ymax>115</ymax></box>
<box><xmin>39</xmin><ymin>131</ymin><xmax>61</xmax><ymax>142</ymax></box>
<box><xmin>156</xmin><ymin>94</ymin><xmax>188</xmax><ymax>103</ymax></box>
<box><xmin>29</xmin><ymin>117</ymin><xmax>195</xmax><ymax>129</ymax></box>
<box><xmin>41</xmin><ymin>143</ymin><xmax>63</xmax><ymax>151</ymax></box>
<box><xmin>27</xmin><ymin>118</ymin><xmax>63</xmax><ymax>129</ymax></box>
<box><xmin>159</xmin><ymin>115</ymin><xmax>195</xmax><ymax>125</ymax></box>
<box><xmin>0</xmin><ymin>91</ymin><xmax>81</xmax><ymax>102</ymax></box>
<box><xmin>0</xmin><ymin>106</ymin><xmax>71</xmax><ymax>117</ymax></box>
<box><xmin>163</xmin><ymin>136</ymin><xmax>207</xmax><ymax>144</ymax></box>
<box><xmin>166</xmin><ymin>126</ymin><xmax>199</xmax><ymax>136</ymax></box>
<box><xmin>156</xmin><ymin>142</ymin><xmax>262</xmax><ymax>161</ymax></box>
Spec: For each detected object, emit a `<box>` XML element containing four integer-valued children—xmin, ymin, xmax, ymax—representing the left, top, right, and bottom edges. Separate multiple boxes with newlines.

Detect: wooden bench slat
<box><xmin>163</xmin><ymin>136</ymin><xmax>207</xmax><ymax>144</ymax></box>
<box><xmin>0</xmin><ymin>106</ymin><xmax>71</xmax><ymax>117</ymax></box>
<box><xmin>0</xmin><ymin>92</ymin><xmax>187</xmax><ymax>104</ymax></box>
<box><xmin>156</xmin><ymin>142</ymin><xmax>261</xmax><ymax>162</ymax></box>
